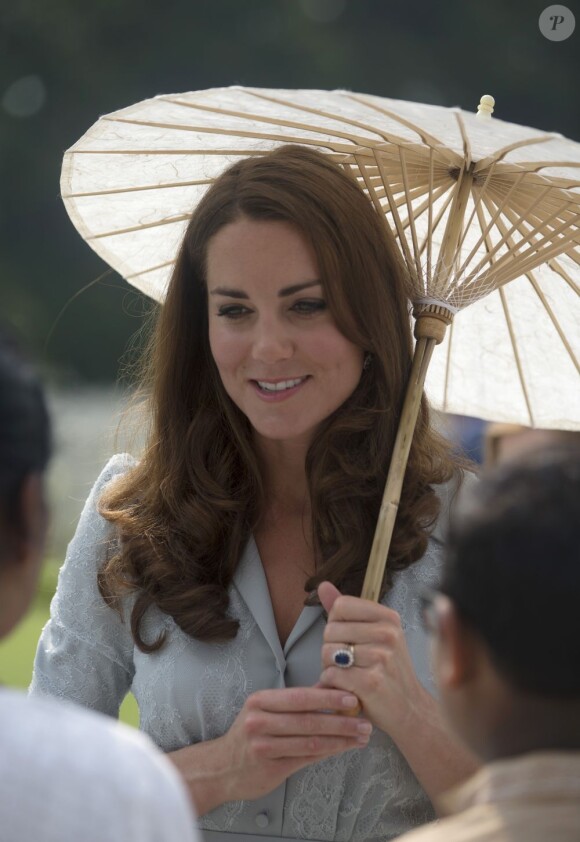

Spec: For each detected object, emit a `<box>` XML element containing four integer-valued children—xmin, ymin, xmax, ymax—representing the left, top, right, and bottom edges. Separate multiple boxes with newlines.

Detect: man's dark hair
<box><xmin>441</xmin><ymin>447</ymin><xmax>580</xmax><ymax>697</ymax></box>
<box><xmin>0</xmin><ymin>324</ymin><xmax>51</xmax><ymax>540</ymax></box>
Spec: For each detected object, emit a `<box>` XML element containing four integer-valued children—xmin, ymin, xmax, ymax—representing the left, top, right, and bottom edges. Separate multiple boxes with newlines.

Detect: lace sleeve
<box><xmin>29</xmin><ymin>454</ymin><xmax>138</xmax><ymax>717</ymax></box>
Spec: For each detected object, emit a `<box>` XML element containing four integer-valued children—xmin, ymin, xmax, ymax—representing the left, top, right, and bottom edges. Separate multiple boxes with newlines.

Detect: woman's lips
<box><xmin>250</xmin><ymin>375</ymin><xmax>310</xmax><ymax>401</ymax></box>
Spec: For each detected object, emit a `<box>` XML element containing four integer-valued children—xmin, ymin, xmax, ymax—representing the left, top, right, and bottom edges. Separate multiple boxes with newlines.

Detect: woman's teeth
<box><xmin>256</xmin><ymin>377</ymin><xmax>307</xmax><ymax>392</ymax></box>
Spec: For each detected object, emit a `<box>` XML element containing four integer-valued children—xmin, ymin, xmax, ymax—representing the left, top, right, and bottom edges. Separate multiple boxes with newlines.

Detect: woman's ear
<box><xmin>433</xmin><ymin>595</ymin><xmax>479</xmax><ymax>689</ymax></box>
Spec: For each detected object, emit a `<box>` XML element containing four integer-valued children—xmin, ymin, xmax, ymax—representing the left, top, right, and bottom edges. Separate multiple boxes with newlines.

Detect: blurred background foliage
<box><xmin>2</xmin><ymin>0</ymin><xmax>579</xmax><ymax>383</ymax></box>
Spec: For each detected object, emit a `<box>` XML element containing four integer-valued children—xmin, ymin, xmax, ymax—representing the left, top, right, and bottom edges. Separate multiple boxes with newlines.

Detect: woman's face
<box><xmin>207</xmin><ymin>217</ymin><xmax>364</xmax><ymax>450</ymax></box>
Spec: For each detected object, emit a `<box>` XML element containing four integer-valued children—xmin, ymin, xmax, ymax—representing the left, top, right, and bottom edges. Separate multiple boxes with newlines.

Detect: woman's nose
<box><xmin>251</xmin><ymin>317</ymin><xmax>294</xmax><ymax>363</ymax></box>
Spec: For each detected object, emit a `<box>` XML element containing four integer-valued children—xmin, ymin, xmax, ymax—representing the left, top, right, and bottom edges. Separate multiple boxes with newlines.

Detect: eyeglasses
<box><xmin>419</xmin><ymin>587</ymin><xmax>441</xmax><ymax>635</ymax></box>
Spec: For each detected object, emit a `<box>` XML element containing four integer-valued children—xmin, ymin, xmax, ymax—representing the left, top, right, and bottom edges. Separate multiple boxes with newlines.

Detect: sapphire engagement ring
<box><xmin>332</xmin><ymin>644</ymin><xmax>355</xmax><ymax>669</ymax></box>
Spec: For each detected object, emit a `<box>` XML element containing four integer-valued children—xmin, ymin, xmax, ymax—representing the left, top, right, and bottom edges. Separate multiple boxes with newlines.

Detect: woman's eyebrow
<box><xmin>278</xmin><ymin>280</ymin><xmax>322</xmax><ymax>297</ymax></box>
<box><xmin>209</xmin><ymin>280</ymin><xmax>322</xmax><ymax>299</ymax></box>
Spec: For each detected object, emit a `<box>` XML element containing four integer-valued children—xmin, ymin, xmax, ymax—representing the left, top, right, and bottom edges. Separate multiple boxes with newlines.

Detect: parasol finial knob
<box><xmin>476</xmin><ymin>94</ymin><xmax>495</xmax><ymax>120</ymax></box>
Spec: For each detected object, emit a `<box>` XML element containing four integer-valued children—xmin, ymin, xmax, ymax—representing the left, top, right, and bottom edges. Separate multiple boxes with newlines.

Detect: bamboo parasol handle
<box><xmin>360</xmin><ymin>336</ymin><xmax>436</xmax><ymax>601</ymax></box>
<box><xmin>335</xmin><ymin>308</ymin><xmax>452</xmax><ymax>717</ymax></box>
<box><xmin>361</xmin><ymin>307</ymin><xmax>452</xmax><ymax>602</ymax></box>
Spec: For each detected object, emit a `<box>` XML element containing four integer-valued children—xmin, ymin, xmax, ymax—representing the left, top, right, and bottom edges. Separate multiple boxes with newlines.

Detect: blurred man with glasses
<box><xmin>400</xmin><ymin>446</ymin><xmax>580</xmax><ymax>841</ymax></box>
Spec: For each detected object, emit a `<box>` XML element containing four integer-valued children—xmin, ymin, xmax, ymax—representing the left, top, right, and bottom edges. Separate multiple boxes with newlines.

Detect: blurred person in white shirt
<box><xmin>0</xmin><ymin>324</ymin><xmax>200</xmax><ymax>842</ymax></box>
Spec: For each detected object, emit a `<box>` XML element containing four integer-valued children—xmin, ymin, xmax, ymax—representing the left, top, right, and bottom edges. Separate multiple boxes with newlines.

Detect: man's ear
<box><xmin>0</xmin><ymin>474</ymin><xmax>48</xmax><ymax>639</ymax></box>
<box><xmin>9</xmin><ymin>473</ymin><xmax>48</xmax><ymax>566</ymax></box>
<box><xmin>434</xmin><ymin>595</ymin><xmax>479</xmax><ymax>689</ymax></box>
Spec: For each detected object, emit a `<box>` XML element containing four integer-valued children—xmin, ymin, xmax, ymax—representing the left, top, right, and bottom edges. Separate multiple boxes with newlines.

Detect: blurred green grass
<box><xmin>0</xmin><ymin>558</ymin><xmax>139</xmax><ymax>728</ymax></box>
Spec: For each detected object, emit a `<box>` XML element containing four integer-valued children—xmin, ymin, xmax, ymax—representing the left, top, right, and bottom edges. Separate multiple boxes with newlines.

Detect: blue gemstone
<box><xmin>335</xmin><ymin>652</ymin><xmax>351</xmax><ymax>665</ymax></box>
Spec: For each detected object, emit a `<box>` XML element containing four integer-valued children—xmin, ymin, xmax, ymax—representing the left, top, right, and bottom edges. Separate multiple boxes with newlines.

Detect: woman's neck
<box><xmin>255</xmin><ymin>435</ymin><xmax>311</xmax><ymax>517</ymax></box>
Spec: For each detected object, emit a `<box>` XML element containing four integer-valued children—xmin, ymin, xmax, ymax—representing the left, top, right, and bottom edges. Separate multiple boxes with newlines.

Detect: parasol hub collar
<box><xmin>413</xmin><ymin>302</ymin><xmax>455</xmax><ymax>344</ymax></box>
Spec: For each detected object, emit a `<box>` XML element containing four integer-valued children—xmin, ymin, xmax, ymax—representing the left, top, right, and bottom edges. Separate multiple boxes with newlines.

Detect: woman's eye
<box><xmin>216</xmin><ymin>305</ymin><xmax>249</xmax><ymax>319</ymax></box>
<box><xmin>292</xmin><ymin>299</ymin><xmax>326</xmax><ymax>314</ymax></box>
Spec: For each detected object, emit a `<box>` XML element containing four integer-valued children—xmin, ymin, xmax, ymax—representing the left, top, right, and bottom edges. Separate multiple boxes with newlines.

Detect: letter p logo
<box><xmin>539</xmin><ymin>5</ymin><xmax>576</xmax><ymax>40</ymax></box>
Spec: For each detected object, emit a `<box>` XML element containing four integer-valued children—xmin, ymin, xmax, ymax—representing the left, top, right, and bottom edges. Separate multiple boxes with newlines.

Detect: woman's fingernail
<box><xmin>342</xmin><ymin>695</ymin><xmax>359</xmax><ymax>708</ymax></box>
<box><xmin>357</xmin><ymin>722</ymin><xmax>372</xmax><ymax>734</ymax></box>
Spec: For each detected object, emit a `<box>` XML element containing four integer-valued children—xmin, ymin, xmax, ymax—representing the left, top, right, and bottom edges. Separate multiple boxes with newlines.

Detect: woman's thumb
<box><xmin>317</xmin><ymin>580</ymin><xmax>342</xmax><ymax>614</ymax></box>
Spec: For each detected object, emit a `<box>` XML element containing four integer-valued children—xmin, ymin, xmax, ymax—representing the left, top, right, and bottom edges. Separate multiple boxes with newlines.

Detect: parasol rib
<box><xmin>398</xmin><ymin>147</ymin><xmax>423</xmax><ymax>280</ymax></box>
<box><xmin>457</xmin><ymin>198</ymin><xmax>577</xmax><ymax>297</ymax></box>
<box><xmin>70</xmin><ymin>147</ymin><xmax>273</xmax><ymax>157</ymax></box>
<box><xmin>549</xmin><ymin>255</ymin><xmax>580</xmax><ymax>296</ymax></box>
<box><xmin>344</xmin><ymin>93</ymin><xmax>449</xmax><ymax>152</ymax></box>
<box><xmin>476</xmin><ymin>209</ymin><xmax>580</xmax><ymax>290</ymax></box>
<box><xmin>427</xmin><ymin>148</ymin><xmax>435</xmax><ymax>287</ymax></box>
<box><xmin>473</xmin><ymin>134</ymin><xmax>557</xmax><ymax>171</ymax></box>
<box><xmin>367</xmin><ymin>152</ymin><xmax>416</xmax><ymax>274</ymax></box>
<box><xmin>86</xmin><ymin>213</ymin><xmax>191</xmax><ymax>240</ymax></box>
<box><xmin>451</xmin><ymin>161</ymin><xmax>500</xmax><ymax>264</ymax></box>
<box><xmin>240</xmin><ymin>89</ymin><xmax>413</xmax><ymax>147</ymax></box>
<box><xmin>160</xmin><ymin>91</ymin><xmax>417</xmax><ymax>150</ymax></box>
<box><xmin>432</xmin><ymin>166</ymin><xmax>475</xmax><ymax>292</ymax></box>
<box><xmin>102</xmin><ymin>115</ymin><xmax>368</xmax><ymax>156</ymax></box>
<box><xmin>526</xmin><ymin>270</ymin><xmax>580</xmax><ymax>375</ymax></box>
<box><xmin>482</xmin><ymin>209</ymin><xmax>580</xmax><ymax>376</ymax></box>
<box><xmin>455</xmin><ymin>112</ymin><xmax>472</xmax><ymax>168</ymax></box>
<box><xmin>442</xmin><ymin>316</ymin><xmax>455</xmax><ymax>411</ymax></box>
<box><xmin>495</xmin><ymin>198</ymin><xmax>580</xmax><ymax>267</ymax></box>
<box><xmin>125</xmin><ymin>260</ymin><xmax>175</xmax><ymax>280</ymax></box>
<box><xmin>63</xmin><ymin>178</ymin><xmax>213</xmax><ymax>199</ymax></box>
<box><xmin>498</xmin><ymin>285</ymin><xmax>535</xmax><ymax>426</ymax></box>
<box><xmin>458</xmin><ymin>184</ymin><xmax>554</xmax><ymax>280</ymax></box>
<box><xmin>496</xmin><ymin>194</ymin><xmax>580</xmax><ymax>248</ymax></box>
<box><xmin>370</xmin><ymin>180</ymin><xmax>450</xmax><ymax>214</ymax></box>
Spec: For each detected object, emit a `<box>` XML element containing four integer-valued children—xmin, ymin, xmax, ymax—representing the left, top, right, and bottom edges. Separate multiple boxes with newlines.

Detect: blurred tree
<box><xmin>1</xmin><ymin>0</ymin><xmax>578</xmax><ymax>382</ymax></box>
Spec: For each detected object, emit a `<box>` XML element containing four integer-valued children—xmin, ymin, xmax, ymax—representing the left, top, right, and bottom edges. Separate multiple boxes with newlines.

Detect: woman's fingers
<box><xmin>213</xmin><ymin>685</ymin><xmax>372</xmax><ymax>805</ymax></box>
<box><xmin>324</xmin><ymin>594</ymin><xmax>402</xmax><ymax>624</ymax></box>
<box><xmin>246</xmin><ymin>686</ymin><xmax>361</xmax><ymax>713</ymax></box>
<box><xmin>250</xmin><ymin>732</ymin><xmax>370</xmax><ymax>760</ymax></box>
<box><xmin>244</xmin><ymin>709</ymin><xmax>372</xmax><ymax>739</ymax></box>
<box><xmin>321</xmin><ymin>641</ymin><xmax>398</xmax><ymax>670</ymax></box>
<box><xmin>238</xmin><ymin>690</ymin><xmax>372</xmax><ymax>766</ymax></box>
<box><xmin>316</xmin><ymin>587</ymin><xmax>417</xmax><ymax>733</ymax></box>
<box><xmin>323</xmin><ymin>619</ymin><xmax>402</xmax><ymax>646</ymax></box>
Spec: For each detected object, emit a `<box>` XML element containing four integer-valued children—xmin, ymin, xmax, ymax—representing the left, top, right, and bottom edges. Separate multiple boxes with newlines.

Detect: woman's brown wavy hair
<box><xmin>98</xmin><ymin>144</ymin><xmax>463</xmax><ymax>652</ymax></box>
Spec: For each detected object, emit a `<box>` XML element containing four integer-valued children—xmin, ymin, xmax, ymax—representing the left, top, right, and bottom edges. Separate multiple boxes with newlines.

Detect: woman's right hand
<box><xmin>169</xmin><ymin>686</ymin><xmax>372</xmax><ymax>814</ymax></box>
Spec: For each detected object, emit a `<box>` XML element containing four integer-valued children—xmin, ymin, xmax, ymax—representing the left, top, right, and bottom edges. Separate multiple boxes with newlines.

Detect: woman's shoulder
<box><xmin>59</xmin><ymin>453</ymin><xmax>139</xmax><ymax>575</ymax></box>
<box><xmin>94</xmin><ymin>452</ymin><xmax>139</xmax><ymax>491</ymax></box>
<box><xmin>83</xmin><ymin>452</ymin><xmax>139</xmax><ymax>515</ymax></box>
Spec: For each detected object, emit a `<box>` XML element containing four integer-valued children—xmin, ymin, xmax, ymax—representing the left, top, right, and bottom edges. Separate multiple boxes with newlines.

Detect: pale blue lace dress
<box><xmin>30</xmin><ymin>454</ymin><xmax>464</xmax><ymax>842</ymax></box>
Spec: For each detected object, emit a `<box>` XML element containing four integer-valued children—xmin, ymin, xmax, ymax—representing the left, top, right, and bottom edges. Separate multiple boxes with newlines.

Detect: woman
<box><xmin>31</xmin><ymin>145</ymin><xmax>478</xmax><ymax>841</ymax></box>
<box><xmin>0</xmin><ymin>327</ymin><xmax>198</xmax><ymax>842</ymax></box>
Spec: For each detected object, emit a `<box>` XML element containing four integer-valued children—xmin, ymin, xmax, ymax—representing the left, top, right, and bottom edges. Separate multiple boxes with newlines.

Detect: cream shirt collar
<box><xmin>439</xmin><ymin>751</ymin><xmax>580</xmax><ymax>815</ymax></box>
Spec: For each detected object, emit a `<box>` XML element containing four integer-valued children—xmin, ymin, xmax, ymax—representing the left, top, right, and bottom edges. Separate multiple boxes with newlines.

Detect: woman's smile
<box><xmin>250</xmin><ymin>374</ymin><xmax>312</xmax><ymax>400</ymax></box>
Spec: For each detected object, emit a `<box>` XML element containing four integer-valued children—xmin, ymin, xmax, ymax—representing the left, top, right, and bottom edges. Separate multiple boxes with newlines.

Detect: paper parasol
<box><xmin>60</xmin><ymin>87</ymin><xmax>580</xmax><ymax>598</ymax></box>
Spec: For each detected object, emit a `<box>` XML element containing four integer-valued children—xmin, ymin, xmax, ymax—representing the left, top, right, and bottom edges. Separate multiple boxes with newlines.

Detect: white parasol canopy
<box><xmin>61</xmin><ymin>86</ymin><xmax>580</xmax><ymax>432</ymax></box>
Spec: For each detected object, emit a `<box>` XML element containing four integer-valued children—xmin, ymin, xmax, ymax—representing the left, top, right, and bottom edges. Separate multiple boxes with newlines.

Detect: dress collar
<box><xmin>232</xmin><ymin>534</ymin><xmax>323</xmax><ymax>668</ymax></box>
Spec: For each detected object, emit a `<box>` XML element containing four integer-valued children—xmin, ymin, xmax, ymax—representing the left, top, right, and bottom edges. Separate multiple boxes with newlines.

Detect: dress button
<box><xmin>255</xmin><ymin>812</ymin><xmax>270</xmax><ymax>828</ymax></box>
